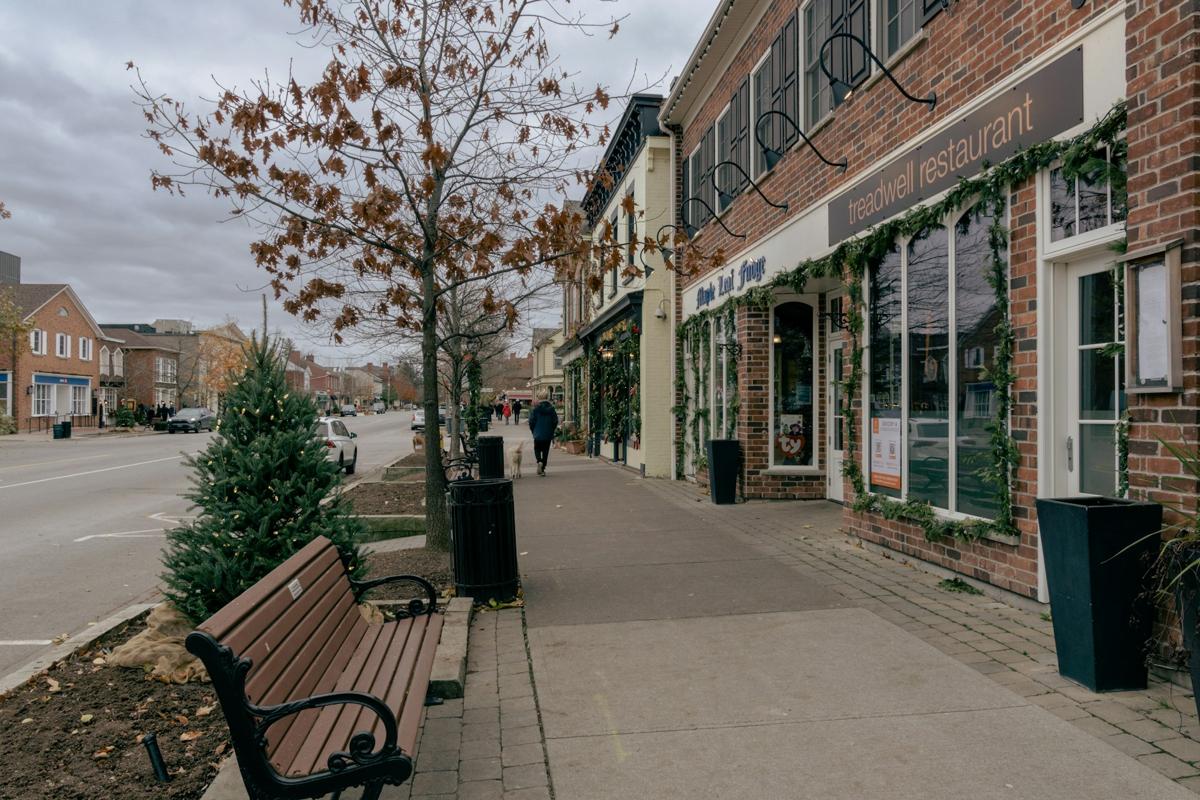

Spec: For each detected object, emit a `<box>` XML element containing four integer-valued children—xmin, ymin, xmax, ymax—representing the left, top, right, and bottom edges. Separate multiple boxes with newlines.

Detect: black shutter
<box><xmin>680</xmin><ymin>158</ymin><xmax>689</xmax><ymax>225</ymax></box>
<box><xmin>780</xmin><ymin>13</ymin><xmax>799</xmax><ymax>148</ymax></box>
<box><xmin>921</xmin><ymin>0</ymin><xmax>945</xmax><ymax>26</ymax></box>
<box><xmin>733</xmin><ymin>78</ymin><xmax>750</xmax><ymax>192</ymax></box>
<box><xmin>702</xmin><ymin>125</ymin><xmax>716</xmax><ymax>225</ymax></box>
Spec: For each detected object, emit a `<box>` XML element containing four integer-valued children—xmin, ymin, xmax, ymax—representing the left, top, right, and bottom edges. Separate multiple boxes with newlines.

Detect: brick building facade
<box><xmin>1</xmin><ymin>284</ymin><xmax>103</xmax><ymax>431</ymax></box>
<box><xmin>657</xmin><ymin>0</ymin><xmax>1196</xmax><ymax>608</ymax></box>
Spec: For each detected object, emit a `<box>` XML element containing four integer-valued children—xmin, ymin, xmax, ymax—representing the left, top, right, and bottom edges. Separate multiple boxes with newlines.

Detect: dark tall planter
<box><xmin>1175</xmin><ymin>568</ymin><xmax>1200</xmax><ymax>717</ymax></box>
<box><xmin>706</xmin><ymin>439</ymin><xmax>740</xmax><ymax>505</ymax></box>
<box><xmin>1036</xmin><ymin>496</ymin><xmax>1162</xmax><ymax>692</ymax></box>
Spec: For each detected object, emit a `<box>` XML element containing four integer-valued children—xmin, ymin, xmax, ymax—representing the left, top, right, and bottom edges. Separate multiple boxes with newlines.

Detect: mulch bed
<box><xmin>366</xmin><ymin>548</ymin><xmax>453</xmax><ymax>599</ymax></box>
<box><xmin>394</xmin><ymin>452</ymin><xmax>426</xmax><ymax>466</ymax></box>
<box><xmin>0</xmin><ymin>616</ymin><xmax>228</xmax><ymax>800</ymax></box>
<box><xmin>343</xmin><ymin>481</ymin><xmax>426</xmax><ymax>515</ymax></box>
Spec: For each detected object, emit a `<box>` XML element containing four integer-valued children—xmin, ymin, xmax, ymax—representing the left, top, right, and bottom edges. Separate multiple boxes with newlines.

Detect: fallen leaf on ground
<box><xmin>174</xmin><ymin>714</ymin><xmax>189</xmax><ymax>726</ymax></box>
<box><xmin>20</xmin><ymin>718</ymin><xmax>33</xmax><ymax>725</ymax></box>
<box><xmin>214</xmin><ymin>742</ymin><xmax>228</xmax><ymax>756</ymax></box>
<box><xmin>180</xmin><ymin>731</ymin><xmax>203</xmax><ymax>742</ymax></box>
<box><xmin>93</xmin><ymin>746</ymin><xmax>115</xmax><ymax>759</ymax></box>
<box><xmin>45</xmin><ymin>677</ymin><xmax>61</xmax><ymax>693</ymax></box>
<box><xmin>80</xmin><ymin>714</ymin><xmax>94</xmax><ymax>724</ymax></box>
<box><xmin>52</xmin><ymin>633</ymin><xmax>69</xmax><ymax>644</ymax></box>
<box><xmin>92</xmin><ymin>657</ymin><xmax>106</xmax><ymax>666</ymax></box>
<box><xmin>195</xmin><ymin>704</ymin><xmax>214</xmax><ymax>717</ymax></box>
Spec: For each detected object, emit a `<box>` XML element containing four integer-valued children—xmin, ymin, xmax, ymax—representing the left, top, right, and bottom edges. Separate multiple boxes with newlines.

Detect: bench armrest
<box><xmin>351</xmin><ymin>573</ymin><xmax>438</xmax><ymax>616</ymax></box>
<box><xmin>251</xmin><ymin>690</ymin><xmax>401</xmax><ymax>773</ymax></box>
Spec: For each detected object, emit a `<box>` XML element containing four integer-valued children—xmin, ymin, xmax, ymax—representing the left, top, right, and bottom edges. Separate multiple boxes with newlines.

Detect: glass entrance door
<box><xmin>1066</xmin><ymin>261</ymin><xmax>1125</xmax><ymax>496</ymax></box>
<box><xmin>827</xmin><ymin>295</ymin><xmax>846</xmax><ymax>501</ymax></box>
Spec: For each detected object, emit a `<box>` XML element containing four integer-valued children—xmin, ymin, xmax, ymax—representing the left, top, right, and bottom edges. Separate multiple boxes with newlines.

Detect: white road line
<box><xmin>74</xmin><ymin>528</ymin><xmax>167</xmax><ymax>543</ymax></box>
<box><xmin>0</xmin><ymin>640</ymin><xmax>54</xmax><ymax>646</ymax></box>
<box><xmin>0</xmin><ymin>454</ymin><xmax>190</xmax><ymax>490</ymax></box>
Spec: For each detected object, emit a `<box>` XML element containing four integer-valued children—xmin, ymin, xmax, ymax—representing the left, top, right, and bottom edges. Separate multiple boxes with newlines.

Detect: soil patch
<box><xmin>0</xmin><ymin>616</ymin><xmax>229</xmax><ymax>800</ymax></box>
<box><xmin>367</xmin><ymin>548</ymin><xmax>453</xmax><ymax>598</ymax></box>
<box><xmin>344</xmin><ymin>481</ymin><xmax>426</xmax><ymax>515</ymax></box>
<box><xmin>395</xmin><ymin>452</ymin><xmax>426</xmax><ymax>466</ymax></box>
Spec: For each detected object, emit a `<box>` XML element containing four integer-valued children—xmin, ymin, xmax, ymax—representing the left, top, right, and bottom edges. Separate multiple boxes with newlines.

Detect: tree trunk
<box><xmin>422</xmin><ymin>268</ymin><xmax>451</xmax><ymax>551</ymax></box>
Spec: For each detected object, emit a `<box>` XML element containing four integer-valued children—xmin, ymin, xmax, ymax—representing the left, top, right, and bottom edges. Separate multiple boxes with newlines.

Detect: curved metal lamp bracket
<box><xmin>817</xmin><ymin>32</ymin><xmax>936</xmax><ymax>110</ymax></box>
<box><xmin>680</xmin><ymin>196</ymin><xmax>747</xmax><ymax>241</ymax></box>
<box><xmin>710</xmin><ymin>160</ymin><xmax>788</xmax><ymax>212</ymax></box>
<box><xmin>754</xmin><ymin>110</ymin><xmax>848</xmax><ymax>173</ymax></box>
<box><xmin>639</xmin><ymin>223</ymin><xmax>686</xmax><ymax>276</ymax></box>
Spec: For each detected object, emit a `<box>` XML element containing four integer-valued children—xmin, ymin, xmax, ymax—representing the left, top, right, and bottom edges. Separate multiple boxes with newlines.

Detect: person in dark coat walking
<box><xmin>527</xmin><ymin>390</ymin><xmax>559</xmax><ymax>476</ymax></box>
<box><xmin>512</xmin><ymin>398</ymin><xmax>523</xmax><ymax>423</ymax></box>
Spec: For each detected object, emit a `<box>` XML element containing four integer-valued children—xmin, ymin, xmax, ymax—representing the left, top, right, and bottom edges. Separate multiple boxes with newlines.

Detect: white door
<box><xmin>827</xmin><ymin>296</ymin><xmax>846</xmax><ymax>501</ymax></box>
<box><xmin>1062</xmin><ymin>259</ymin><xmax>1125</xmax><ymax>496</ymax></box>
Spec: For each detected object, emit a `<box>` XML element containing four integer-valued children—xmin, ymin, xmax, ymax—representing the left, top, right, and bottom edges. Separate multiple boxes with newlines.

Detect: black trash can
<box><xmin>477</xmin><ymin>415</ymin><xmax>490</xmax><ymax>433</ymax></box>
<box><xmin>62</xmin><ymin>420</ymin><xmax>72</xmax><ymax>439</ymax></box>
<box><xmin>1036</xmin><ymin>496</ymin><xmax>1162</xmax><ymax>692</ymax></box>
<box><xmin>476</xmin><ymin>435</ymin><xmax>504</xmax><ymax>479</ymax></box>
<box><xmin>449</xmin><ymin>478</ymin><xmax>519</xmax><ymax>603</ymax></box>
<box><xmin>52</xmin><ymin>423</ymin><xmax>65</xmax><ymax>440</ymax></box>
<box><xmin>706</xmin><ymin>439</ymin><xmax>740</xmax><ymax>505</ymax></box>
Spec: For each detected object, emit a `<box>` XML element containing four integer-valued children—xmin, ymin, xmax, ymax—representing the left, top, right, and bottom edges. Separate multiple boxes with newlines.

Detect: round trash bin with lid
<box><xmin>476</xmin><ymin>435</ymin><xmax>504</xmax><ymax>479</ymax></box>
<box><xmin>448</xmin><ymin>478</ymin><xmax>519</xmax><ymax>603</ymax></box>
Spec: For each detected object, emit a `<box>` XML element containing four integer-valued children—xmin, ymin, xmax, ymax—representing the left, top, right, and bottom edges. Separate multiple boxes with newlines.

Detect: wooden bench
<box><xmin>186</xmin><ymin>536</ymin><xmax>443</xmax><ymax>800</ymax></box>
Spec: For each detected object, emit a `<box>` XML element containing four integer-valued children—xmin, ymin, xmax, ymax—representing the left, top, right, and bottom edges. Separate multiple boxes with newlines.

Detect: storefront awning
<box><xmin>576</xmin><ymin>291</ymin><xmax>643</xmax><ymax>345</ymax></box>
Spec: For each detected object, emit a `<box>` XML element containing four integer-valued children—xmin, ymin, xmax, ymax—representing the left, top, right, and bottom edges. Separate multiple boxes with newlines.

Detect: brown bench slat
<box><xmin>290</xmin><ymin>617</ymin><xmax>421</xmax><ymax>776</ymax></box>
<box><xmin>392</xmin><ymin>613</ymin><xmax>445</xmax><ymax>754</ymax></box>
<box><xmin>199</xmin><ymin>537</ymin><xmax>335</xmax><ymax>641</ymax></box>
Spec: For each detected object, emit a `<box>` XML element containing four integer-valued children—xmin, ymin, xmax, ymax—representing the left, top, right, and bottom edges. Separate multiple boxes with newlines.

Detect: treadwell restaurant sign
<box><xmin>828</xmin><ymin>47</ymin><xmax>1083</xmax><ymax>242</ymax></box>
<box><xmin>696</xmin><ymin>256</ymin><xmax>767</xmax><ymax>308</ymax></box>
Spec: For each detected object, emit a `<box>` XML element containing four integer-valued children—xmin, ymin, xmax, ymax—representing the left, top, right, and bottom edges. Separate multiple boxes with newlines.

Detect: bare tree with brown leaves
<box><xmin>135</xmin><ymin>0</ymin><xmax>712</xmax><ymax>549</ymax></box>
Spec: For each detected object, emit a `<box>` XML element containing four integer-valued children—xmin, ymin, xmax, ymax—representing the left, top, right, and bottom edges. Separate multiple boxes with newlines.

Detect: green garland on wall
<box><xmin>675</xmin><ymin>101</ymin><xmax>1128</xmax><ymax>542</ymax></box>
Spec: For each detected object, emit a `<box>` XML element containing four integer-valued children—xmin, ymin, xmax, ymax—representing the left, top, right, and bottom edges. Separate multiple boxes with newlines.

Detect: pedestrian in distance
<box><xmin>503</xmin><ymin>400</ymin><xmax>512</xmax><ymax>425</ymax></box>
<box><xmin>512</xmin><ymin>398</ymin><xmax>522</xmax><ymax>423</ymax></box>
<box><xmin>527</xmin><ymin>389</ymin><xmax>558</xmax><ymax>476</ymax></box>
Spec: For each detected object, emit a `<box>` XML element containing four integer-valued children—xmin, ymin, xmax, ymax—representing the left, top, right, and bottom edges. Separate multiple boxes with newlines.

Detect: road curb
<box><xmin>0</xmin><ymin>602</ymin><xmax>157</xmax><ymax>699</ymax></box>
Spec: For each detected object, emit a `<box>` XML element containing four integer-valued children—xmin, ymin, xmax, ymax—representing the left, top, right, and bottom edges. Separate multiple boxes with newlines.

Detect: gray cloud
<box><xmin>0</xmin><ymin>0</ymin><xmax>707</xmax><ymax>361</ymax></box>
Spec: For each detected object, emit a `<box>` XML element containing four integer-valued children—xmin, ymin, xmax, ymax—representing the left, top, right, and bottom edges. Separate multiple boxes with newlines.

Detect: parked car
<box><xmin>316</xmin><ymin>416</ymin><xmax>358</xmax><ymax>474</ymax></box>
<box><xmin>412</xmin><ymin>409</ymin><xmax>426</xmax><ymax>430</ymax></box>
<box><xmin>340</xmin><ymin>404</ymin><xmax>358</xmax><ymax>417</ymax></box>
<box><xmin>372</xmin><ymin>401</ymin><xmax>386</xmax><ymax>414</ymax></box>
<box><xmin>167</xmin><ymin>407</ymin><xmax>216</xmax><ymax>433</ymax></box>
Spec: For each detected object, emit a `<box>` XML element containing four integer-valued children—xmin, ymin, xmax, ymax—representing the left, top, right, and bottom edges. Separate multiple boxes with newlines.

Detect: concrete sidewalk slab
<box><xmin>522</xmin><ymin>557</ymin><xmax>844</xmax><ymax>627</ymax></box>
<box><xmin>546</xmin><ymin>705</ymin><xmax>1193</xmax><ymax>800</ymax></box>
<box><xmin>517</xmin><ymin>528</ymin><xmax>765</xmax><ymax>571</ymax></box>
<box><xmin>530</xmin><ymin>608</ymin><xmax>1023</xmax><ymax>739</ymax></box>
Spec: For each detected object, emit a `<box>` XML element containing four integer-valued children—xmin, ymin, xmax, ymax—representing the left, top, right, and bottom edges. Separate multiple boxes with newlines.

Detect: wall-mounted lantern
<box><xmin>818</xmin><ymin>32</ymin><xmax>936</xmax><ymax>110</ymax></box>
<box><xmin>755</xmin><ymin>109</ymin><xmax>848</xmax><ymax>173</ymax></box>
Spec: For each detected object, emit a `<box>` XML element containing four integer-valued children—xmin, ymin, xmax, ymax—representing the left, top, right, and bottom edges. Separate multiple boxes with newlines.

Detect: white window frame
<box><xmin>99</xmin><ymin>345</ymin><xmax>110</xmax><ymax>375</ymax></box>
<box><xmin>862</xmin><ymin>201</ymin><xmax>1011</xmax><ymax>522</ymax></box>
<box><xmin>1041</xmin><ymin>146</ymin><xmax>1127</xmax><ymax>259</ymax></box>
<box><xmin>78</xmin><ymin>337</ymin><xmax>92</xmax><ymax>361</ymax></box>
<box><xmin>30</xmin><ymin>329</ymin><xmax>46</xmax><ymax>356</ymax></box>
<box><xmin>112</xmin><ymin>348</ymin><xmax>124</xmax><ymax>377</ymax></box>
<box><xmin>749</xmin><ymin>51</ymin><xmax>772</xmax><ymax>178</ymax></box>
<box><xmin>55</xmin><ymin>333</ymin><xmax>70</xmax><ymax>358</ymax></box>
<box><xmin>877</xmin><ymin>0</ymin><xmax>921</xmax><ymax>63</ymax></box>
<box><xmin>801</xmin><ymin>0</ymin><xmax>835</xmax><ymax>130</ymax></box>
<box><xmin>714</xmin><ymin>103</ymin><xmax>733</xmax><ymax>212</ymax></box>
<box><xmin>70</xmin><ymin>384</ymin><xmax>89</xmax><ymax>416</ymax></box>
<box><xmin>768</xmin><ymin>292</ymin><xmax>822</xmax><ymax>473</ymax></box>
<box><xmin>33</xmin><ymin>383</ymin><xmax>53</xmax><ymax>416</ymax></box>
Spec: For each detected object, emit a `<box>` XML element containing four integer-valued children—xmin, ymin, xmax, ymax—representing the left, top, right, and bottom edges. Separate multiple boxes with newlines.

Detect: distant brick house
<box><xmin>100</xmin><ymin>325</ymin><xmax>182</xmax><ymax>412</ymax></box>
<box><xmin>0</xmin><ymin>284</ymin><xmax>104</xmax><ymax>431</ymax></box>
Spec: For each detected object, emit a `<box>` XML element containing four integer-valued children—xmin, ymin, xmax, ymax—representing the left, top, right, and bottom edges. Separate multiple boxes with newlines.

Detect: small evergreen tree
<box><xmin>162</xmin><ymin>337</ymin><xmax>364</xmax><ymax>623</ymax></box>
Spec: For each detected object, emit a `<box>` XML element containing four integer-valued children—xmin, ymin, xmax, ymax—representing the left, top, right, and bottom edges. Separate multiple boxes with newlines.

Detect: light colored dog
<box><xmin>510</xmin><ymin>442</ymin><xmax>524</xmax><ymax>478</ymax></box>
<box><xmin>412</xmin><ymin>432</ymin><xmax>425</xmax><ymax>451</ymax></box>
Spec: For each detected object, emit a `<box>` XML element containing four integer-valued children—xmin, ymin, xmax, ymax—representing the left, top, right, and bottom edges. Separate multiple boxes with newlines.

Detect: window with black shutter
<box><xmin>625</xmin><ymin>188</ymin><xmax>636</xmax><ymax>269</ymax></box>
<box><xmin>804</xmin><ymin>0</ymin><xmax>871</xmax><ymax>121</ymax></box>
<box><xmin>753</xmin><ymin>55</ymin><xmax>773</xmax><ymax>174</ymax></box>
<box><xmin>920</xmin><ymin>0</ymin><xmax>945</xmax><ymax>26</ymax></box>
<box><xmin>732</xmin><ymin>78</ymin><xmax>750</xmax><ymax>193</ymax></box>
<box><xmin>717</xmin><ymin>106</ymin><xmax>733</xmax><ymax>211</ymax></box>
<box><xmin>680</xmin><ymin>157</ymin><xmax>689</xmax><ymax>224</ymax></box>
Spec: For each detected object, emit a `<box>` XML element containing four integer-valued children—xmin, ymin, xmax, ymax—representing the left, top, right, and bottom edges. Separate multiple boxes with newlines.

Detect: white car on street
<box><xmin>316</xmin><ymin>416</ymin><xmax>359</xmax><ymax>474</ymax></box>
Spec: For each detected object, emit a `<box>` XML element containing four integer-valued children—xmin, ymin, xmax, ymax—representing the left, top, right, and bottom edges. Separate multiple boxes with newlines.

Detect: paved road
<box><xmin>0</xmin><ymin>410</ymin><xmax>415</xmax><ymax>675</ymax></box>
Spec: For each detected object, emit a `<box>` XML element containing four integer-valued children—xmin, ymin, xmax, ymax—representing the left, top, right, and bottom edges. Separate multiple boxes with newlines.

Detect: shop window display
<box><xmin>773</xmin><ymin>302</ymin><xmax>816</xmax><ymax>467</ymax></box>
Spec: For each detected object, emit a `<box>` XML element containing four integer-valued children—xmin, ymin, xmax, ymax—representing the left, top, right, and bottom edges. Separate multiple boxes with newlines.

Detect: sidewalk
<box><xmin>491</xmin><ymin>451</ymin><xmax>1198</xmax><ymax>799</ymax></box>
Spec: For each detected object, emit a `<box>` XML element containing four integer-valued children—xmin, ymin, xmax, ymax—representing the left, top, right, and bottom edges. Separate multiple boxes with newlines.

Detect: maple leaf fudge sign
<box><xmin>828</xmin><ymin>47</ymin><xmax>1083</xmax><ymax>242</ymax></box>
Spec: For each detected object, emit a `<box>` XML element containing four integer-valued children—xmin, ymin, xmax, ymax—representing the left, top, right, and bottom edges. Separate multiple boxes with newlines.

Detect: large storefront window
<box><xmin>773</xmin><ymin>301</ymin><xmax>815</xmax><ymax>467</ymax></box>
<box><xmin>868</xmin><ymin>203</ymin><xmax>1005</xmax><ymax>517</ymax></box>
<box><xmin>869</xmin><ymin>246</ymin><xmax>903</xmax><ymax>496</ymax></box>
<box><xmin>0</xmin><ymin>374</ymin><xmax>8</xmax><ymax>417</ymax></box>
<box><xmin>33</xmin><ymin>384</ymin><xmax>52</xmax><ymax>417</ymax></box>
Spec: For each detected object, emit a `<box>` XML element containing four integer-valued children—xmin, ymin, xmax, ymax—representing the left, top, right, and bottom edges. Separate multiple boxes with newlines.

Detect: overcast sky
<box><xmin>0</xmin><ymin>0</ymin><xmax>706</xmax><ymax>363</ymax></box>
